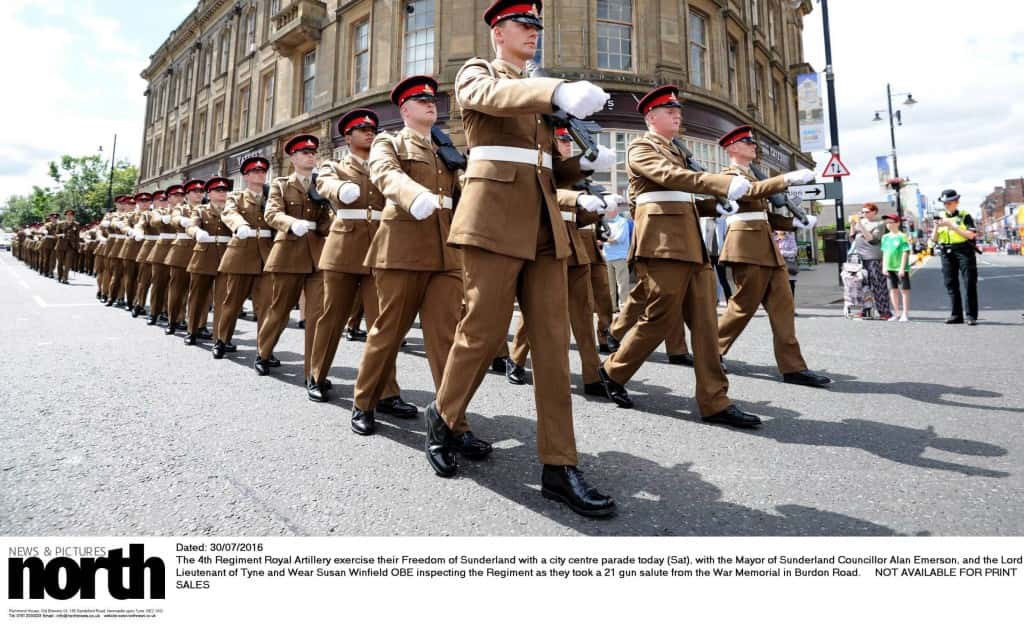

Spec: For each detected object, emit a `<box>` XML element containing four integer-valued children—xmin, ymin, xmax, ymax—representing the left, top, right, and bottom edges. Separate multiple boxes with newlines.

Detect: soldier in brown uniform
<box><xmin>347</xmin><ymin>77</ymin><xmax>466</xmax><ymax>436</ymax></box>
<box><xmin>39</xmin><ymin>213</ymin><xmax>58</xmax><ymax>278</ymax></box>
<box><xmin>104</xmin><ymin>199</ymin><xmax>130</xmax><ymax>306</ymax></box>
<box><xmin>608</xmin><ymin>271</ymin><xmax>694</xmax><ymax>365</ymax></box>
<box><xmin>598</xmin><ymin>85</ymin><xmax>761</xmax><ymax>429</ymax></box>
<box><xmin>431</xmin><ymin>1</ymin><xmax>618</xmax><ymax>516</ymax></box>
<box><xmin>714</xmin><ymin>125</ymin><xmax>830</xmax><ymax>388</ymax></box>
<box><xmin>308</xmin><ymin>108</ymin><xmax>414</xmax><ymax>417</ymax></box>
<box><xmin>118</xmin><ymin>194</ymin><xmax>146</xmax><ymax>310</ymax></box>
<box><xmin>183</xmin><ymin>178</ymin><xmax>233</xmax><ymax>346</ymax></box>
<box><xmin>164</xmin><ymin>180</ymin><xmax>205</xmax><ymax>335</ymax></box>
<box><xmin>94</xmin><ymin>208</ymin><xmax>114</xmax><ymax>301</ymax></box>
<box><xmin>253</xmin><ymin>135</ymin><xmax>331</xmax><ymax>377</ymax></box>
<box><xmin>55</xmin><ymin>209</ymin><xmax>80</xmax><ymax>284</ymax></box>
<box><xmin>147</xmin><ymin>184</ymin><xmax>183</xmax><ymax>326</ymax></box>
<box><xmin>131</xmin><ymin>191</ymin><xmax>162</xmax><ymax>318</ymax></box>
<box><xmin>214</xmin><ymin>157</ymin><xmax>274</xmax><ymax>359</ymax></box>
<box><xmin>80</xmin><ymin>224</ymin><xmax>97</xmax><ymax>275</ymax></box>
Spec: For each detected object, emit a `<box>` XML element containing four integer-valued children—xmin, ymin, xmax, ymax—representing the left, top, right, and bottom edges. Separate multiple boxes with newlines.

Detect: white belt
<box><xmin>158</xmin><ymin>234</ymin><xmax>176</xmax><ymax>240</ymax></box>
<box><xmin>370</xmin><ymin>211</ymin><xmax>383</xmax><ymax>221</ymax></box>
<box><xmin>110</xmin><ymin>235</ymin><xmax>125</xmax><ymax>240</ymax></box>
<box><xmin>44</xmin><ymin>235</ymin><xmax>56</xmax><ymax>240</ymax></box>
<box><xmin>257</xmin><ymin>229</ymin><xmax>274</xmax><ymax>238</ymax></box>
<box><xmin>175</xmin><ymin>233</ymin><xmax>191</xmax><ymax>240</ymax></box>
<box><xmin>635</xmin><ymin>191</ymin><xmax>694</xmax><ymax>205</ymax></box>
<box><xmin>439</xmin><ymin>196</ymin><xmax>454</xmax><ymax>210</ymax></box>
<box><xmin>579</xmin><ymin>224</ymin><xmax>595</xmax><ymax>231</ymax></box>
<box><xmin>295</xmin><ymin>220</ymin><xmax>317</xmax><ymax>230</ymax></box>
<box><xmin>143</xmin><ymin>235</ymin><xmax>160</xmax><ymax>241</ymax></box>
<box><xmin>215</xmin><ymin>235</ymin><xmax>233</xmax><ymax>243</ymax></box>
<box><xmin>726</xmin><ymin>211</ymin><xmax>768</xmax><ymax>225</ymax></box>
<box><xmin>335</xmin><ymin>209</ymin><xmax>368</xmax><ymax>221</ymax></box>
<box><xmin>560</xmin><ymin>211</ymin><xmax>575</xmax><ymax>222</ymax></box>
<box><xmin>469</xmin><ymin>146</ymin><xmax>553</xmax><ymax>170</ymax></box>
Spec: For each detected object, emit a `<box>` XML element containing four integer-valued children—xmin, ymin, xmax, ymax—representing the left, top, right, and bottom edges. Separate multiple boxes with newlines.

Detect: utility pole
<box><xmin>106</xmin><ymin>134</ymin><xmax>118</xmax><ymax>211</ymax></box>
<box><xmin>820</xmin><ymin>0</ymin><xmax>846</xmax><ymax>285</ymax></box>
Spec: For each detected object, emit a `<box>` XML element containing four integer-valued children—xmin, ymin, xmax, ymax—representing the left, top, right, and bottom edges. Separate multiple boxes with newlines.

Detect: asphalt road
<box><xmin>1</xmin><ymin>251</ymin><xmax>1022</xmax><ymax>536</ymax></box>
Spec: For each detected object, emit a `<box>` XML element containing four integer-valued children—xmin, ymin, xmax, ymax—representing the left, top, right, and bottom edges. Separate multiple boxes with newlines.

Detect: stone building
<box><xmin>138</xmin><ymin>0</ymin><xmax>816</xmax><ymax>194</ymax></box>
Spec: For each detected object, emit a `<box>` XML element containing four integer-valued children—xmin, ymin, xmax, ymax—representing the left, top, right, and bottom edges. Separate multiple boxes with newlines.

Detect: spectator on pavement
<box><xmin>849</xmin><ymin>202</ymin><xmax>893</xmax><ymax>319</ymax></box>
<box><xmin>881</xmin><ymin>213</ymin><xmax>912</xmax><ymax>322</ymax></box>
<box><xmin>603</xmin><ymin>206</ymin><xmax>631</xmax><ymax>312</ymax></box>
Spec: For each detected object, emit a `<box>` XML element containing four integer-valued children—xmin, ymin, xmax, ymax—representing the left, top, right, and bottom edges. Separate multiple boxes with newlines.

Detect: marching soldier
<box><xmin>584</xmin><ymin>213</ymin><xmax>617</xmax><ymax>354</ymax></box>
<box><xmin>115</xmin><ymin>195</ymin><xmax>144</xmax><ymax>309</ymax></box>
<box><xmin>131</xmin><ymin>191</ymin><xmax>163</xmax><ymax>318</ymax></box>
<box><xmin>164</xmin><ymin>180</ymin><xmax>205</xmax><ymax>335</ymax></box>
<box><xmin>597</xmin><ymin>85</ymin><xmax>760</xmax><ymax>429</ymax></box>
<box><xmin>104</xmin><ymin>198</ymin><xmax>130</xmax><ymax>307</ymax></box>
<box><xmin>93</xmin><ymin>214</ymin><xmax>110</xmax><ymax>301</ymax></box>
<box><xmin>148</xmin><ymin>185</ymin><xmax>184</xmax><ymax>326</ymax></box>
<box><xmin>183</xmin><ymin>178</ymin><xmax>232</xmax><ymax>346</ymax></box>
<box><xmin>308</xmin><ymin>108</ymin><xmax>413</xmax><ymax>416</ymax></box>
<box><xmin>214</xmin><ymin>157</ymin><xmax>274</xmax><ymax>359</ymax></box>
<box><xmin>714</xmin><ymin>125</ymin><xmax>831</xmax><ymax>387</ymax></box>
<box><xmin>54</xmin><ymin>209</ymin><xmax>80</xmax><ymax>284</ymax></box>
<box><xmin>39</xmin><ymin>213</ymin><xmax>58</xmax><ymax>278</ymax></box>
<box><xmin>608</xmin><ymin>273</ymin><xmax>694</xmax><ymax>365</ymax></box>
<box><xmin>253</xmin><ymin>135</ymin><xmax>331</xmax><ymax>377</ymax></box>
<box><xmin>432</xmin><ymin>1</ymin><xmax>618</xmax><ymax>516</ymax></box>
<box><xmin>347</xmin><ymin>77</ymin><xmax>465</xmax><ymax>434</ymax></box>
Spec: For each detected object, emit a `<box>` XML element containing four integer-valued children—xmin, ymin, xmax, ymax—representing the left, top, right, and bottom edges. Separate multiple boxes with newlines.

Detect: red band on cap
<box><xmin>555</xmin><ymin>127</ymin><xmax>570</xmax><ymax>137</ymax></box>
<box><xmin>290</xmin><ymin>139</ymin><xmax>317</xmax><ymax>153</ymax></box>
<box><xmin>491</xmin><ymin>3</ymin><xmax>536</xmax><ymax>25</ymax></box>
<box><xmin>643</xmin><ymin>92</ymin><xmax>679</xmax><ymax>114</ymax></box>
<box><xmin>398</xmin><ymin>83</ymin><xmax>435</xmax><ymax>106</ymax></box>
<box><xmin>344</xmin><ymin>115</ymin><xmax>377</xmax><ymax>134</ymax></box>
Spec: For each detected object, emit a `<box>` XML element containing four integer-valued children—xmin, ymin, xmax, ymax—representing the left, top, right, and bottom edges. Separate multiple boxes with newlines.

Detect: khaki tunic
<box><xmin>219</xmin><ymin>189</ymin><xmax>273</xmax><ymax>275</ymax></box>
<box><xmin>716</xmin><ymin>164</ymin><xmax>793</xmax><ymax>267</ymax></box>
<box><xmin>263</xmin><ymin>173</ymin><xmax>331</xmax><ymax>274</ymax></box>
<box><xmin>316</xmin><ymin>154</ymin><xmax>383</xmax><ymax>275</ymax></box>
<box><xmin>164</xmin><ymin>202</ymin><xmax>200</xmax><ymax>269</ymax></box>
<box><xmin>186</xmin><ymin>203</ymin><xmax>231</xmax><ymax>276</ymax></box>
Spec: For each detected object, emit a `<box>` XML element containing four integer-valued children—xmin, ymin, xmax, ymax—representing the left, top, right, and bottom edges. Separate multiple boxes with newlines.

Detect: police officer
<box><xmin>932</xmin><ymin>189</ymin><xmax>979</xmax><ymax>325</ymax></box>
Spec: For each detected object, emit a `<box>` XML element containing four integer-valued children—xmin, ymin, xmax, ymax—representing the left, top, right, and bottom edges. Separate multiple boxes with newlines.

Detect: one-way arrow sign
<box><xmin>789</xmin><ymin>184</ymin><xmax>826</xmax><ymax>200</ymax></box>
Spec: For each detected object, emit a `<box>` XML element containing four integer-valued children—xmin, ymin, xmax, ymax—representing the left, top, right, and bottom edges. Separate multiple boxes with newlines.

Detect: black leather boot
<box><xmin>351</xmin><ymin>407</ymin><xmax>375</xmax><ymax>436</ymax></box>
<box><xmin>424</xmin><ymin>402</ymin><xmax>457</xmax><ymax>477</ymax></box>
<box><xmin>211</xmin><ymin>341</ymin><xmax>226</xmax><ymax>360</ymax></box>
<box><xmin>541</xmin><ymin>465</ymin><xmax>616</xmax><ymax>518</ymax></box>
<box><xmin>598</xmin><ymin>367</ymin><xmax>633</xmax><ymax>408</ymax></box>
<box><xmin>375</xmin><ymin>396</ymin><xmax>417</xmax><ymax>418</ymax></box>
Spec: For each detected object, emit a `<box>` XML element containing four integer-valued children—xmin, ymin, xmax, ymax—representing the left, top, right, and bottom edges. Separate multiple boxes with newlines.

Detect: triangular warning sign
<box><xmin>821</xmin><ymin>154</ymin><xmax>851</xmax><ymax>178</ymax></box>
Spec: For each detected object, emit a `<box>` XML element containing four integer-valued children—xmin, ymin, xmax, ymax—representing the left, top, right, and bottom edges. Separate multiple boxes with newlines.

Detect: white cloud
<box><xmin>801</xmin><ymin>0</ymin><xmax>1024</xmax><ymax>214</ymax></box>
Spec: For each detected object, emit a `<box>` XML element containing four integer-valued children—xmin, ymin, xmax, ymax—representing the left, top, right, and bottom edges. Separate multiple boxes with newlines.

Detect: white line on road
<box><xmin>33</xmin><ymin>295</ymin><xmax>46</xmax><ymax>307</ymax></box>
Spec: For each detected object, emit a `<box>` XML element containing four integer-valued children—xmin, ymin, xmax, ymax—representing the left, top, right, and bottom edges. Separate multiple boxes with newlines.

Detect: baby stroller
<box><xmin>841</xmin><ymin>253</ymin><xmax>875</xmax><ymax>319</ymax></box>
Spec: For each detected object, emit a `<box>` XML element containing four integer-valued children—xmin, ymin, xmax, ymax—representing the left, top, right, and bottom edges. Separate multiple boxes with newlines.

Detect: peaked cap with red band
<box><xmin>483</xmin><ymin>0</ymin><xmax>543</xmax><ymax>29</ymax></box>
<box><xmin>284</xmin><ymin>134</ymin><xmax>320</xmax><ymax>155</ymax></box>
<box><xmin>718</xmin><ymin>125</ymin><xmax>755</xmax><ymax>148</ymax></box>
<box><xmin>240</xmin><ymin>156</ymin><xmax>270</xmax><ymax>175</ymax></box>
<box><xmin>637</xmin><ymin>85</ymin><xmax>682</xmax><ymax>115</ymax></box>
<box><xmin>135</xmin><ymin>192</ymin><xmax>153</xmax><ymax>202</ymax></box>
<box><xmin>184</xmin><ymin>179</ymin><xmax>206</xmax><ymax>193</ymax></box>
<box><xmin>554</xmin><ymin>127</ymin><xmax>571</xmax><ymax>140</ymax></box>
<box><xmin>153</xmin><ymin>190</ymin><xmax>168</xmax><ymax>201</ymax></box>
<box><xmin>339</xmin><ymin>108</ymin><xmax>379</xmax><ymax>135</ymax></box>
<box><xmin>390</xmin><ymin>75</ymin><xmax>439</xmax><ymax>107</ymax></box>
<box><xmin>205</xmin><ymin>177</ymin><xmax>231</xmax><ymax>192</ymax></box>
<box><xmin>113</xmin><ymin>195</ymin><xmax>125</xmax><ymax>203</ymax></box>
<box><xmin>166</xmin><ymin>184</ymin><xmax>185</xmax><ymax>196</ymax></box>
<box><xmin>121</xmin><ymin>196</ymin><xmax>135</xmax><ymax>205</ymax></box>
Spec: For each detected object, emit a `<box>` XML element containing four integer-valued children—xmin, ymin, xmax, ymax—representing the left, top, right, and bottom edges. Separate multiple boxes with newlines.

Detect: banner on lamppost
<box><xmin>797</xmin><ymin>73</ymin><xmax>826</xmax><ymax>152</ymax></box>
<box><xmin>876</xmin><ymin>155</ymin><xmax>891</xmax><ymax>192</ymax></box>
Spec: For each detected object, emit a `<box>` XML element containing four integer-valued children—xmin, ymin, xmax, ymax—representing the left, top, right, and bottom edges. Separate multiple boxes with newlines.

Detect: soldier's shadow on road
<box><xmin>723</xmin><ymin>360</ymin><xmax>1024</xmax><ymax>414</ymax></box>
<box><xmin>367</xmin><ymin>399</ymin><xmax>908</xmax><ymax>536</ymax></box>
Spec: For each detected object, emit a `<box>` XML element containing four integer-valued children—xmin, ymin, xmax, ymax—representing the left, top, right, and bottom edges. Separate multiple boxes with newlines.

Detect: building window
<box><xmin>213</xmin><ymin>100</ymin><xmax>225</xmax><ymax>148</ymax></box>
<box><xmin>237</xmin><ymin>85</ymin><xmax>251</xmax><ymax>140</ymax></box>
<box><xmin>596</xmin><ymin>0</ymin><xmax>633</xmax><ymax>71</ymax></box>
<box><xmin>302</xmin><ymin>50</ymin><xmax>316</xmax><ymax>113</ymax></box>
<box><xmin>260</xmin><ymin>72</ymin><xmax>275</xmax><ymax>130</ymax></box>
<box><xmin>751</xmin><ymin>0</ymin><xmax>761</xmax><ymax>28</ymax></box>
<box><xmin>768</xmin><ymin>78</ymin><xmax>777</xmax><ymax>126</ymax></box>
<box><xmin>727</xmin><ymin>37</ymin><xmax>739</xmax><ymax>105</ymax></box>
<box><xmin>196</xmin><ymin>111</ymin><xmax>208</xmax><ymax>157</ymax></box>
<box><xmin>688</xmin><ymin>10</ymin><xmax>708</xmax><ymax>88</ymax></box>
<box><xmin>246</xmin><ymin>10</ymin><xmax>257</xmax><ymax>55</ymax></box>
<box><xmin>774</xmin><ymin>78</ymin><xmax>786</xmax><ymax>132</ymax></box>
<box><xmin>403</xmin><ymin>0</ymin><xmax>435</xmax><ymax>76</ymax></box>
<box><xmin>352</xmin><ymin>20</ymin><xmax>370</xmax><ymax>94</ymax></box>
<box><xmin>184</xmin><ymin>61</ymin><xmax>193</xmax><ymax>100</ymax></box>
<box><xmin>754</xmin><ymin>62</ymin><xmax>765</xmax><ymax>116</ymax></box>
<box><xmin>179</xmin><ymin>123</ymin><xmax>189</xmax><ymax>162</ymax></box>
<box><xmin>680</xmin><ymin>137</ymin><xmax>729</xmax><ymax>174</ymax></box>
<box><xmin>202</xmin><ymin>46</ymin><xmax>212</xmax><ymax>84</ymax></box>
<box><xmin>768</xmin><ymin>4</ymin><xmax>777</xmax><ymax>48</ymax></box>
<box><xmin>219</xmin><ymin>27</ymin><xmax>231</xmax><ymax>75</ymax></box>
<box><xmin>165</xmin><ymin>130</ymin><xmax>176</xmax><ymax>169</ymax></box>
<box><xmin>591</xmin><ymin>129</ymin><xmax>642</xmax><ymax>198</ymax></box>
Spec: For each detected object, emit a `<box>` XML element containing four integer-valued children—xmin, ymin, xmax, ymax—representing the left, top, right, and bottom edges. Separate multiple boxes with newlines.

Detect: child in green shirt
<box><xmin>881</xmin><ymin>214</ymin><xmax>911</xmax><ymax>321</ymax></box>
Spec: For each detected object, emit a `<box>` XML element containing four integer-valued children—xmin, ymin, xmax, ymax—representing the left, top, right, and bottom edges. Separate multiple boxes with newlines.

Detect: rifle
<box><xmin>671</xmin><ymin>138</ymin><xmax>732</xmax><ymax>210</ymax></box>
<box><xmin>527</xmin><ymin>62</ymin><xmax>604</xmax><ymax>162</ymax></box>
<box><xmin>747</xmin><ymin>162</ymin><xmax>809</xmax><ymax>223</ymax></box>
<box><xmin>431</xmin><ymin>125</ymin><xmax>468</xmax><ymax>171</ymax></box>
<box><xmin>307</xmin><ymin>172</ymin><xmax>330</xmax><ymax>209</ymax></box>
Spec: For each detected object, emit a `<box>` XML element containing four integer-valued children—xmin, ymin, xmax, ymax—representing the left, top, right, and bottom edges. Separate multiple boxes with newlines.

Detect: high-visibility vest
<box><xmin>937</xmin><ymin>211</ymin><xmax>972</xmax><ymax>245</ymax></box>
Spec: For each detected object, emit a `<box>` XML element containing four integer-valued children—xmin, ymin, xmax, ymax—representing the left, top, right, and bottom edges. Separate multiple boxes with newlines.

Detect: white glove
<box><xmin>600</xmin><ymin>194</ymin><xmax>626</xmax><ymax>213</ymax></box>
<box><xmin>178</xmin><ymin>217</ymin><xmax>194</xmax><ymax>229</ymax></box>
<box><xmin>793</xmin><ymin>215</ymin><xmax>818</xmax><ymax>230</ymax></box>
<box><xmin>409</xmin><ymin>192</ymin><xmax>440</xmax><ymax>221</ymax></box>
<box><xmin>195</xmin><ymin>229</ymin><xmax>214</xmax><ymax>243</ymax></box>
<box><xmin>338</xmin><ymin>183</ymin><xmax>360</xmax><ymax>205</ymax></box>
<box><xmin>235</xmin><ymin>225</ymin><xmax>252</xmax><ymax>240</ymax></box>
<box><xmin>290</xmin><ymin>220</ymin><xmax>309</xmax><ymax>237</ymax></box>
<box><xmin>579</xmin><ymin>145</ymin><xmax>616</xmax><ymax>172</ymax></box>
<box><xmin>784</xmin><ymin>169</ymin><xmax>815</xmax><ymax>185</ymax></box>
<box><xmin>727</xmin><ymin>176</ymin><xmax>752</xmax><ymax>201</ymax></box>
<box><xmin>716</xmin><ymin>200</ymin><xmax>740</xmax><ymax>216</ymax></box>
<box><xmin>161</xmin><ymin>214</ymin><xmax>171</xmax><ymax>225</ymax></box>
<box><xmin>577</xmin><ymin>194</ymin><xmax>604</xmax><ymax>213</ymax></box>
<box><xmin>100</xmin><ymin>220</ymin><xmax>111</xmax><ymax>228</ymax></box>
<box><xmin>552</xmin><ymin>81</ymin><xmax>610</xmax><ymax>119</ymax></box>
<box><xmin>133</xmin><ymin>230</ymin><xmax>144</xmax><ymax>242</ymax></box>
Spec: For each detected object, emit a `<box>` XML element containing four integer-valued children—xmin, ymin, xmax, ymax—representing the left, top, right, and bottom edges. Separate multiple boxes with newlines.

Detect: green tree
<box><xmin>46</xmin><ymin>155</ymin><xmax>138</xmax><ymax>223</ymax></box>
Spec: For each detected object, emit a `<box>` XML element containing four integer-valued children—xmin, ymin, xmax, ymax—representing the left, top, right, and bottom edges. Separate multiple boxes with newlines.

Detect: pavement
<box><xmin>1</xmin><ymin>251</ymin><xmax>1022</xmax><ymax>536</ymax></box>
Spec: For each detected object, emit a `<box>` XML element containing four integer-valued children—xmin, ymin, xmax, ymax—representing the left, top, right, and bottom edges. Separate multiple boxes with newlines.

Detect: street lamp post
<box><xmin>106</xmin><ymin>134</ymin><xmax>118</xmax><ymax>211</ymax></box>
<box><xmin>873</xmin><ymin>84</ymin><xmax>916</xmax><ymax>223</ymax></box>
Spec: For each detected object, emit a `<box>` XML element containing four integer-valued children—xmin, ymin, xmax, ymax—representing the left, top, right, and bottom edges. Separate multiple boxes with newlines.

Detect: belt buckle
<box><xmin>437</xmin><ymin>194</ymin><xmax>444</xmax><ymax>210</ymax></box>
<box><xmin>536</xmin><ymin>149</ymin><xmax>543</xmax><ymax>169</ymax></box>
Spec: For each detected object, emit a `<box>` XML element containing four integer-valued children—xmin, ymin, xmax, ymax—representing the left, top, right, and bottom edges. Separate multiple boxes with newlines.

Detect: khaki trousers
<box><xmin>167</xmin><ymin>266</ymin><xmax>190</xmax><ymax>323</ymax></box>
<box><xmin>310</xmin><ymin>271</ymin><xmax>398</xmax><ymax>399</ymax></box>
<box><xmin>186</xmin><ymin>273</ymin><xmax>224</xmax><ymax>335</ymax></box>
<box><xmin>604</xmin><ymin>258</ymin><xmax>730</xmax><ymax>416</ymax></box>
<box><xmin>718</xmin><ymin>263</ymin><xmax>807</xmax><ymax>374</ymax></box>
<box><xmin>134</xmin><ymin>262</ymin><xmax>152</xmax><ymax>309</ymax></box>
<box><xmin>58</xmin><ymin>250</ymin><xmax>76</xmax><ymax>282</ymax></box>
<box><xmin>590</xmin><ymin>261</ymin><xmax>614</xmax><ymax>344</ymax></box>
<box><xmin>610</xmin><ymin>266</ymin><xmax>689</xmax><ymax>356</ymax></box>
<box><xmin>606</xmin><ymin>258</ymin><xmax>630</xmax><ymax>310</ymax></box>
<box><xmin>353</xmin><ymin>269</ymin><xmax>461</xmax><ymax>415</ymax></box>
<box><xmin>94</xmin><ymin>254</ymin><xmax>106</xmax><ymax>290</ymax></box>
<box><xmin>436</xmin><ymin>246</ymin><xmax>577</xmax><ymax>466</ymax></box>
<box><xmin>257</xmin><ymin>271</ymin><xmax>325</xmax><ymax>376</ymax></box>
<box><xmin>121</xmin><ymin>258</ymin><xmax>138</xmax><ymax>306</ymax></box>
<box><xmin>149</xmin><ymin>263</ymin><xmax>170</xmax><ymax>318</ymax></box>
<box><xmin>216</xmin><ymin>272</ymin><xmax>272</xmax><ymax>344</ymax></box>
<box><xmin>510</xmin><ymin>264</ymin><xmax>601</xmax><ymax>385</ymax></box>
<box><xmin>106</xmin><ymin>258</ymin><xmax>123</xmax><ymax>301</ymax></box>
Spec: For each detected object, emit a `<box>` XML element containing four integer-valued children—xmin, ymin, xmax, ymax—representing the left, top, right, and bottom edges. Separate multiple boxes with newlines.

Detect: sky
<box><xmin>1</xmin><ymin>0</ymin><xmax>1022</xmax><ymax>216</ymax></box>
